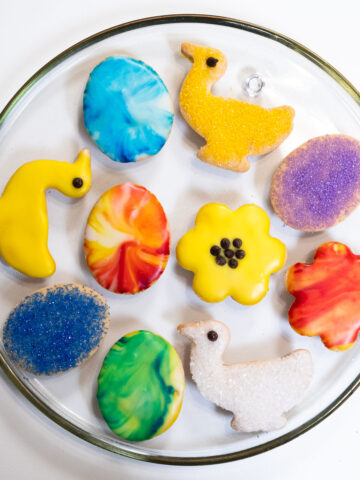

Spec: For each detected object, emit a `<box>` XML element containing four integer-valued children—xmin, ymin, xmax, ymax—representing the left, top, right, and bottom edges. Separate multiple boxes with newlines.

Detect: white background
<box><xmin>0</xmin><ymin>1</ymin><xmax>359</xmax><ymax>478</ymax></box>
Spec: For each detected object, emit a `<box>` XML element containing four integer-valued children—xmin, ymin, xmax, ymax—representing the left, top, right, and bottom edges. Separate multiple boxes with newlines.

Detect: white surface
<box><xmin>0</xmin><ymin>1</ymin><xmax>359</xmax><ymax>478</ymax></box>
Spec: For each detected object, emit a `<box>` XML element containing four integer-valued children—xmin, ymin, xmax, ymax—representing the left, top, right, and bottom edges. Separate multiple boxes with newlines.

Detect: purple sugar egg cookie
<box><xmin>270</xmin><ymin>135</ymin><xmax>360</xmax><ymax>231</ymax></box>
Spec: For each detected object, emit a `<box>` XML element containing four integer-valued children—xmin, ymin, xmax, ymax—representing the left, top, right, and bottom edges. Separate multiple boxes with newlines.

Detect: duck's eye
<box><xmin>207</xmin><ymin>330</ymin><xmax>218</xmax><ymax>341</ymax></box>
<box><xmin>72</xmin><ymin>177</ymin><xmax>83</xmax><ymax>188</ymax></box>
<box><xmin>206</xmin><ymin>57</ymin><xmax>219</xmax><ymax>67</ymax></box>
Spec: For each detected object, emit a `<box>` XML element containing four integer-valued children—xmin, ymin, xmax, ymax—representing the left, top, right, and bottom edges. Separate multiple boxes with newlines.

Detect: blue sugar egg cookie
<box><xmin>3</xmin><ymin>283</ymin><xmax>109</xmax><ymax>375</ymax></box>
<box><xmin>83</xmin><ymin>56</ymin><xmax>174</xmax><ymax>163</ymax></box>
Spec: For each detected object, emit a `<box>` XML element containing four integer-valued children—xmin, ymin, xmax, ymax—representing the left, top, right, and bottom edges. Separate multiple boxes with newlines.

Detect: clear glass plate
<box><xmin>0</xmin><ymin>14</ymin><xmax>359</xmax><ymax>465</ymax></box>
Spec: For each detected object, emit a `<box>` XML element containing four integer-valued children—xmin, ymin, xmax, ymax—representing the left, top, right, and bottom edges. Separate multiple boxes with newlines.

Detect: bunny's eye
<box><xmin>206</xmin><ymin>57</ymin><xmax>218</xmax><ymax>67</ymax></box>
<box><xmin>72</xmin><ymin>177</ymin><xmax>83</xmax><ymax>188</ymax></box>
<box><xmin>207</xmin><ymin>330</ymin><xmax>218</xmax><ymax>341</ymax></box>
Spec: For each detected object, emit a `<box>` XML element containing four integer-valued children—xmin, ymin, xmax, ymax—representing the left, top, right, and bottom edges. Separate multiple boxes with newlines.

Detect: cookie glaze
<box><xmin>176</xmin><ymin>203</ymin><xmax>286</xmax><ymax>305</ymax></box>
<box><xmin>84</xmin><ymin>183</ymin><xmax>170</xmax><ymax>294</ymax></box>
<box><xmin>179</xmin><ymin>43</ymin><xmax>294</xmax><ymax>172</ymax></box>
<box><xmin>83</xmin><ymin>56</ymin><xmax>174</xmax><ymax>163</ymax></box>
<box><xmin>287</xmin><ymin>242</ymin><xmax>360</xmax><ymax>351</ymax></box>
<box><xmin>3</xmin><ymin>284</ymin><xmax>109</xmax><ymax>375</ymax></box>
<box><xmin>97</xmin><ymin>330</ymin><xmax>185</xmax><ymax>441</ymax></box>
<box><xmin>271</xmin><ymin>135</ymin><xmax>360</xmax><ymax>231</ymax></box>
<box><xmin>0</xmin><ymin>149</ymin><xmax>91</xmax><ymax>277</ymax></box>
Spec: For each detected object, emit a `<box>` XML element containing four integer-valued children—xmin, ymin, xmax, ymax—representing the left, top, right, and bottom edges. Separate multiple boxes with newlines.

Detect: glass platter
<box><xmin>0</xmin><ymin>14</ymin><xmax>359</xmax><ymax>466</ymax></box>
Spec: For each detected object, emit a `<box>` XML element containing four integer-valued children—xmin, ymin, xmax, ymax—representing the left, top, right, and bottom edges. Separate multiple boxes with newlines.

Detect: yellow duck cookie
<box><xmin>176</xmin><ymin>203</ymin><xmax>286</xmax><ymax>304</ymax></box>
<box><xmin>0</xmin><ymin>149</ymin><xmax>92</xmax><ymax>277</ymax></box>
<box><xmin>179</xmin><ymin>43</ymin><xmax>295</xmax><ymax>172</ymax></box>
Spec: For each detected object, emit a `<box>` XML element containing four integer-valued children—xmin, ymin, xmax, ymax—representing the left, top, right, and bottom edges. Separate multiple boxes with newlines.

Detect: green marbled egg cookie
<box><xmin>97</xmin><ymin>330</ymin><xmax>185</xmax><ymax>441</ymax></box>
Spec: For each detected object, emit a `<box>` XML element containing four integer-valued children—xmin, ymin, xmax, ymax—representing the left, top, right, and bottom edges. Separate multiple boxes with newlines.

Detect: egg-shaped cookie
<box><xmin>84</xmin><ymin>183</ymin><xmax>170</xmax><ymax>294</ymax></box>
<box><xmin>83</xmin><ymin>56</ymin><xmax>174</xmax><ymax>163</ymax></box>
<box><xmin>97</xmin><ymin>330</ymin><xmax>185</xmax><ymax>441</ymax></box>
<box><xmin>3</xmin><ymin>284</ymin><xmax>109</xmax><ymax>375</ymax></box>
<box><xmin>270</xmin><ymin>135</ymin><xmax>360</xmax><ymax>231</ymax></box>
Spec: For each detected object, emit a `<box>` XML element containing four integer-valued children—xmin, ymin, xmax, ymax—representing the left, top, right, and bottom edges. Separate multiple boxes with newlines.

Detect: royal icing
<box><xmin>97</xmin><ymin>330</ymin><xmax>185</xmax><ymax>441</ymax></box>
<box><xmin>176</xmin><ymin>203</ymin><xmax>286</xmax><ymax>305</ymax></box>
<box><xmin>287</xmin><ymin>242</ymin><xmax>360</xmax><ymax>351</ymax></box>
<box><xmin>83</xmin><ymin>56</ymin><xmax>174</xmax><ymax>163</ymax></box>
<box><xmin>84</xmin><ymin>183</ymin><xmax>170</xmax><ymax>294</ymax></box>
<box><xmin>0</xmin><ymin>149</ymin><xmax>91</xmax><ymax>277</ymax></box>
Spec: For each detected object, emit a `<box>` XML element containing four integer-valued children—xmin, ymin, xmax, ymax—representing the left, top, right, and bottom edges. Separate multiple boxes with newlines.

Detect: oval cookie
<box><xmin>270</xmin><ymin>135</ymin><xmax>360</xmax><ymax>231</ymax></box>
<box><xmin>83</xmin><ymin>56</ymin><xmax>174</xmax><ymax>163</ymax></box>
<box><xmin>3</xmin><ymin>284</ymin><xmax>109</xmax><ymax>375</ymax></box>
<box><xmin>97</xmin><ymin>330</ymin><xmax>185</xmax><ymax>441</ymax></box>
<box><xmin>84</xmin><ymin>183</ymin><xmax>170</xmax><ymax>294</ymax></box>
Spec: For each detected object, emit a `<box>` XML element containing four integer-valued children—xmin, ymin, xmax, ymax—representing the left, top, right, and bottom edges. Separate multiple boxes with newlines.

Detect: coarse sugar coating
<box><xmin>178</xmin><ymin>319</ymin><xmax>313</xmax><ymax>432</ymax></box>
<box><xmin>179</xmin><ymin>42</ymin><xmax>294</xmax><ymax>172</ymax></box>
<box><xmin>3</xmin><ymin>283</ymin><xmax>109</xmax><ymax>375</ymax></box>
<box><xmin>270</xmin><ymin>134</ymin><xmax>360</xmax><ymax>231</ymax></box>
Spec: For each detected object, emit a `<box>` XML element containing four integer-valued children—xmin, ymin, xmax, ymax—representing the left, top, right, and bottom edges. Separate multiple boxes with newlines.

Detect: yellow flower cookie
<box><xmin>179</xmin><ymin>43</ymin><xmax>295</xmax><ymax>172</ymax></box>
<box><xmin>176</xmin><ymin>204</ymin><xmax>286</xmax><ymax>305</ymax></box>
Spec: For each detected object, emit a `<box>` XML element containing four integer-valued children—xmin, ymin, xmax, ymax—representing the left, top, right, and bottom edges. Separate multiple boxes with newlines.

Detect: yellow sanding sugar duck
<box><xmin>179</xmin><ymin>43</ymin><xmax>295</xmax><ymax>172</ymax></box>
<box><xmin>0</xmin><ymin>149</ymin><xmax>91</xmax><ymax>277</ymax></box>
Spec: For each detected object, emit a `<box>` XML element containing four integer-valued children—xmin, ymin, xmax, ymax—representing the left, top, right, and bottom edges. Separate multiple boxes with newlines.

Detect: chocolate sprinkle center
<box><xmin>224</xmin><ymin>249</ymin><xmax>235</xmax><ymax>258</ymax></box>
<box><xmin>233</xmin><ymin>238</ymin><xmax>242</xmax><ymax>248</ymax></box>
<box><xmin>228</xmin><ymin>258</ymin><xmax>239</xmax><ymax>269</ymax></box>
<box><xmin>210</xmin><ymin>245</ymin><xmax>221</xmax><ymax>256</ymax></box>
<box><xmin>220</xmin><ymin>238</ymin><xmax>230</xmax><ymax>249</ymax></box>
<box><xmin>215</xmin><ymin>255</ymin><xmax>226</xmax><ymax>266</ymax></box>
<box><xmin>235</xmin><ymin>249</ymin><xmax>246</xmax><ymax>259</ymax></box>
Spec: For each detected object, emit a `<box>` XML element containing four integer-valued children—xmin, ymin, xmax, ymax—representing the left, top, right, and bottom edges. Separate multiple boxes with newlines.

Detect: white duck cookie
<box><xmin>178</xmin><ymin>320</ymin><xmax>313</xmax><ymax>432</ymax></box>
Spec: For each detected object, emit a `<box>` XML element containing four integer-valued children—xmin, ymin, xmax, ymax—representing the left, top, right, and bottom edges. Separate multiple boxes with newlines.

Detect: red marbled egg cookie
<box><xmin>84</xmin><ymin>183</ymin><xmax>170</xmax><ymax>294</ymax></box>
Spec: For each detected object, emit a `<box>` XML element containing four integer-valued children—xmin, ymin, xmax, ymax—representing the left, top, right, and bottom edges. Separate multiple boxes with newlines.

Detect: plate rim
<box><xmin>0</xmin><ymin>13</ymin><xmax>359</xmax><ymax>466</ymax></box>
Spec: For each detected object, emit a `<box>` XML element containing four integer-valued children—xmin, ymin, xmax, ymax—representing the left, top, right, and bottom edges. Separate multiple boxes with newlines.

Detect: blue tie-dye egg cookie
<box><xmin>83</xmin><ymin>56</ymin><xmax>174</xmax><ymax>163</ymax></box>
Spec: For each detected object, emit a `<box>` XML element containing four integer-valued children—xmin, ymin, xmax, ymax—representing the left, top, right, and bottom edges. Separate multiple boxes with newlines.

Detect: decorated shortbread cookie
<box><xmin>178</xmin><ymin>320</ymin><xmax>313</xmax><ymax>432</ymax></box>
<box><xmin>84</xmin><ymin>183</ymin><xmax>170</xmax><ymax>294</ymax></box>
<box><xmin>271</xmin><ymin>135</ymin><xmax>360</xmax><ymax>231</ymax></box>
<box><xmin>179</xmin><ymin>43</ymin><xmax>294</xmax><ymax>172</ymax></box>
<box><xmin>3</xmin><ymin>284</ymin><xmax>109</xmax><ymax>375</ymax></box>
<box><xmin>97</xmin><ymin>330</ymin><xmax>185</xmax><ymax>441</ymax></box>
<box><xmin>0</xmin><ymin>149</ymin><xmax>91</xmax><ymax>277</ymax></box>
<box><xmin>83</xmin><ymin>56</ymin><xmax>174</xmax><ymax>163</ymax></box>
<box><xmin>287</xmin><ymin>242</ymin><xmax>360</xmax><ymax>351</ymax></box>
<box><xmin>176</xmin><ymin>203</ymin><xmax>286</xmax><ymax>304</ymax></box>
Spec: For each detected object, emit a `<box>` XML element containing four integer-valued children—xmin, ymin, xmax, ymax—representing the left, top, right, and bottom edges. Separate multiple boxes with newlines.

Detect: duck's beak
<box><xmin>181</xmin><ymin>42</ymin><xmax>196</xmax><ymax>62</ymax></box>
<box><xmin>75</xmin><ymin>148</ymin><xmax>91</xmax><ymax>168</ymax></box>
<box><xmin>177</xmin><ymin>322</ymin><xmax>199</xmax><ymax>340</ymax></box>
